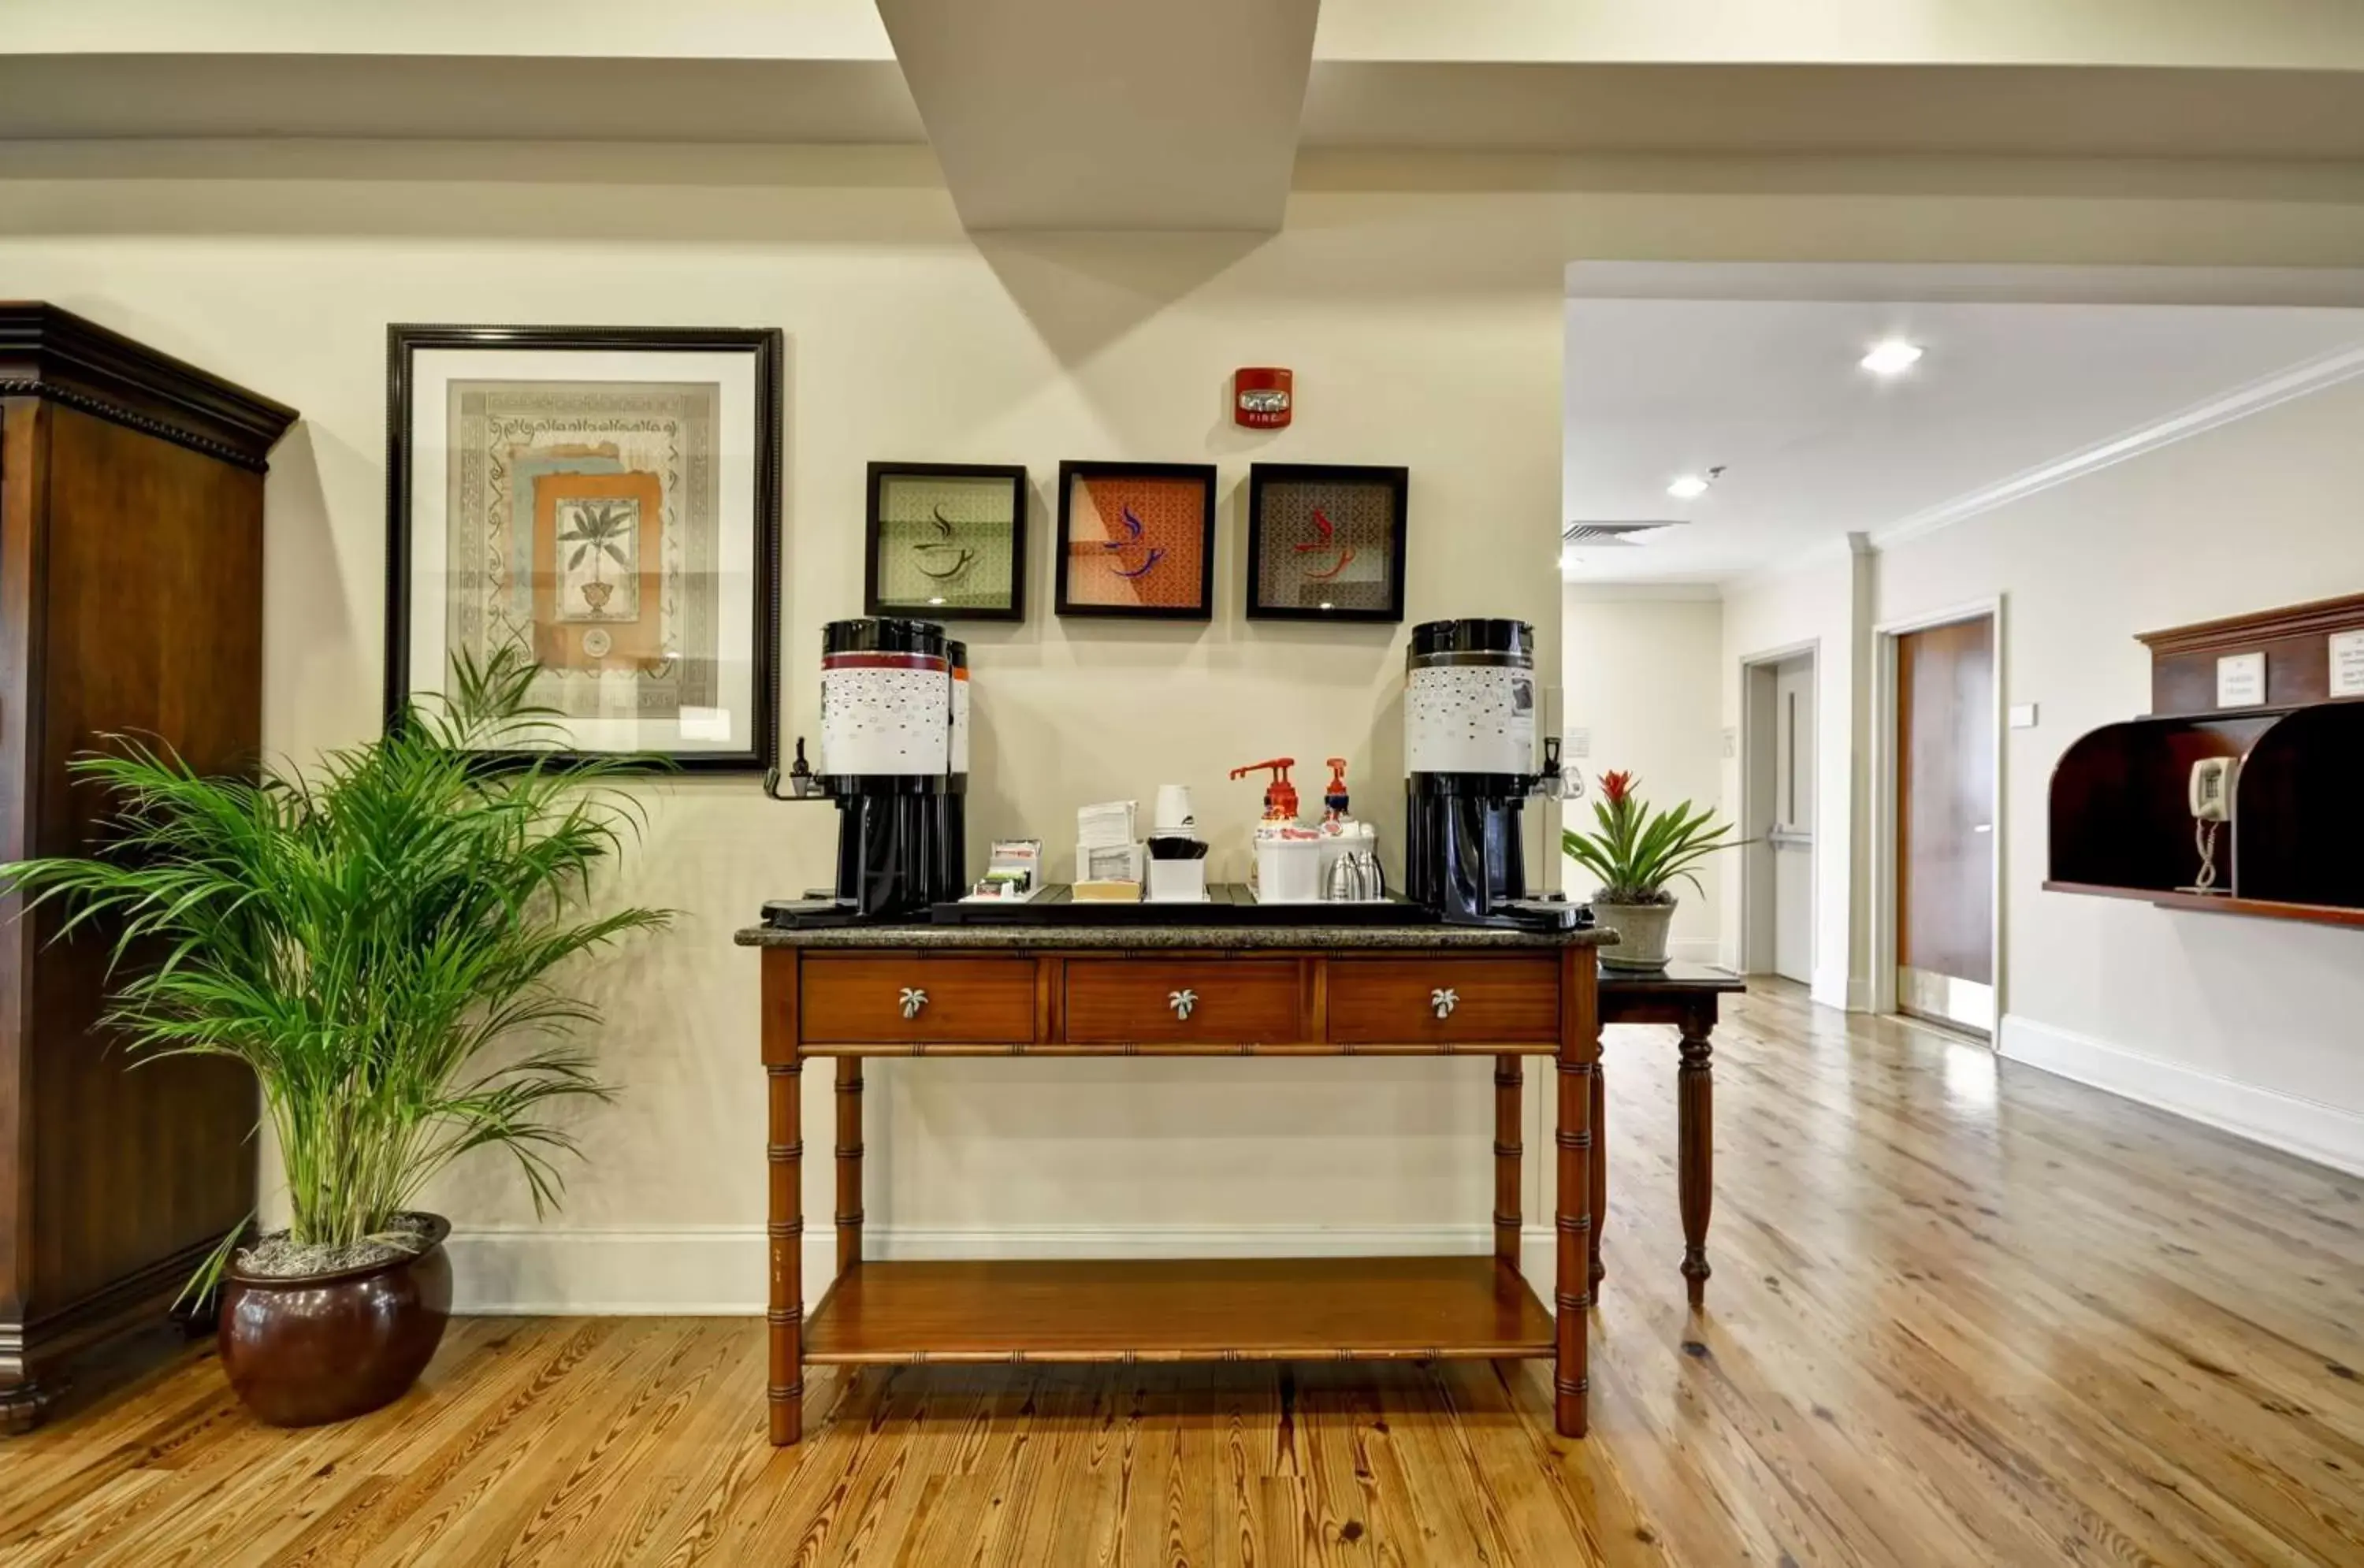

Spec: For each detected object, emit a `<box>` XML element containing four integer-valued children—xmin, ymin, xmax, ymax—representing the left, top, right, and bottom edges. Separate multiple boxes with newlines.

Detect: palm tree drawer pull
<box><xmin>1431</xmin><ymin>987</ymin><xmax>1459</xmax><ymax>1020</ymax></box>
<box><xmin>899</xmin><ymin>987</ymin><xmax>927</xmax><ymax>1019</ymax></box>
<box><xmin>1169</xmin><ymin>988</ymin><xmax>1199</xmax><ymax>1020</ymax></box>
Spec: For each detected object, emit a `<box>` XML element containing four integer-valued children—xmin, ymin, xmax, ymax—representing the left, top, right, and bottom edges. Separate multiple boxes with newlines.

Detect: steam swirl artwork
<box><xmin>1244</xmin><ymin>463</ymin><xmax>1410</xmax><ymax>624</ymax></box>
<box><xmin>1054</xmin><ymin>460</ymin><xmax>1219</xmax><ymax>620</ymax></box>
<box><xmin>864</xmin><ymin>463</ymin><xmax>1029</xmax><ymax>621</ymax></box>
<box><xmin>387</xmin><ymin>326</ymin><xmax>782</xmax><ymax>770</ymax></box>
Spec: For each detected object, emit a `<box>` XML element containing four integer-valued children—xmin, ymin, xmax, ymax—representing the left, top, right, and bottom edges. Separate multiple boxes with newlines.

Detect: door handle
<box><xmin>1430</xmin><ymin>987</ymin><xmax>1459</xmax><ymax>1020</ymax></box>
<box><xmin>1169</xmin><ymin>988</ymin><xmax>1198</xmax><ymax>1020</ymax></box>
<box><xmin>898</xmin><ymin>987</ymin><xmax>927</xmax><ymax>1019</ymax></box>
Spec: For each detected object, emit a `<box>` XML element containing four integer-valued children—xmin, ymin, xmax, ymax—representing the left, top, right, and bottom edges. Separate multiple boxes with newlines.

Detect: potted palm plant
<box><xmin>1563</xmin><ymin>770</ymin><xmax>1738</xmax><ymax>972</ymax></box>
<box><xmin>0</xmin><ymin>650</ymin><xmax>669</xmax><ymax>1426</ymax></box>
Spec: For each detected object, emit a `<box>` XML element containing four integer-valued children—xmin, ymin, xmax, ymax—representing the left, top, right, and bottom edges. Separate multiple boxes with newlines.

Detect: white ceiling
<box><xmin>15</xmin><ymin>6</ymin><xmax>2364</xmax><ymax>230</ymax></box>
<box><xmin>1561</xmin><ymin>298</ymin><xmax>2364</xmax><ymax>585</ymax></box>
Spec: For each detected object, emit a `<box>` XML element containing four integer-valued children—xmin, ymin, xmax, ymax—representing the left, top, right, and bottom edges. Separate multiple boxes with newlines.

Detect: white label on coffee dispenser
<box><xmin>1406</xmin><ymin>664</ymin><xmax>1536</xmax><ymax>775</ymax></box>
<box><xmin>820</xmin><ymin>652</ymin><xmax>950</xmax><ymax>775</ymax></box>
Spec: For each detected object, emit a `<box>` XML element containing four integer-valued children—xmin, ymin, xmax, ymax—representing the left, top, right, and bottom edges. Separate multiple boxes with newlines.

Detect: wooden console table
<box><xmin>740</xmin><ymin>923</ymin><xmax>1614</xmax><ymax>1445</ymax></box>
<box><xmin>1597</xmin><ymin>963</ymin><xmax>1746</xmax><ymax>1307</ymax></box>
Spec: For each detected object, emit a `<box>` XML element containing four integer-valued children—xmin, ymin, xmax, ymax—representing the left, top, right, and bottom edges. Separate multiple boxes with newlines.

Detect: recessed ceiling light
<box><xmin>1667</xmin><ymin>474</ymin><xmax>1710</xmax><ymax>500</ymax></box>
<box><xmin>1860</xmin><ymin>338</ymin><xmax>1923</xmax><ymax>377</ymax></box>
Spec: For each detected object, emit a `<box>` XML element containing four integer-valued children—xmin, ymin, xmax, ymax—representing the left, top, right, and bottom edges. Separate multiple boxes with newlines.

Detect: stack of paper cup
<box><xmin>1146</xmin><ymin>784</ymin><xmax>1206</xmax><ymax>902</ymax></box>
<box><xmin>1152</xmin><ymin>784</ymin><xmax>1197</xmax><ymax>840</ymax></box>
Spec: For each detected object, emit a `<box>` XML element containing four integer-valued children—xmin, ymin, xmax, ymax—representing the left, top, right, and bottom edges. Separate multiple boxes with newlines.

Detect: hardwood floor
<box><xmin>3</xmin><ymin>982</ymin><xmax>2361</xmax><ymax>1566</ymax></box>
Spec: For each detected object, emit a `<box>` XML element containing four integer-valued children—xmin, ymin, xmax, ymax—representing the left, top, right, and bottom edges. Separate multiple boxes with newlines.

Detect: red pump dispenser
<box><xmin>1228</xmin><ymin>758</ymin><xmax>1299</xmax><ymax>823</ymax></box>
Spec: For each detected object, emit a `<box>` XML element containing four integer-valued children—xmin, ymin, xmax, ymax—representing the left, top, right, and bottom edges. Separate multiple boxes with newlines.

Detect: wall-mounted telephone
<box><xmin>2184</xmin><ymin>757</ymin><xmax>2238</xmax><ymax>894</ymax></box>
<box><xmin>2188</xmin><ymin>756</ymin><xmax>2236</xmax><ymax>822</ymax></box>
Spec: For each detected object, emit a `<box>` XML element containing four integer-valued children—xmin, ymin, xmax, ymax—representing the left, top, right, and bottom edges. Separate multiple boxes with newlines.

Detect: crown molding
<box><xmin>0</xmin><ymin>303</ymin><xmax>297</xmax><ymax>472</ymax></box>
<box><xmin>1872</xmin><ymin>341</ymin><xmax>2364</xmax><ymax>551</ymax></box>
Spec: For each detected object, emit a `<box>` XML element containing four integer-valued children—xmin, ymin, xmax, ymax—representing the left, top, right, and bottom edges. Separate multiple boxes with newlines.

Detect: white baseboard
<box><xmin>446</xmin><ymin>1223</ymin><xmax>1533</xmax><ymax>1316</ymax></box>
<box><xmin>1998</xmin><ymin>1013</ymin><xmax>2364</xmax><ymax>1178</ymax></box>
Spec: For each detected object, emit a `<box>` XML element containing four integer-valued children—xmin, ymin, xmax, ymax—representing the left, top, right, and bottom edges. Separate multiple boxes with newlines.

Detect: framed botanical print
<box><xmin>864</xmin><ymin>463</ymin><xmax>1028</xmax><ymax>621</ymax></box>
<box><xmin>385</xmin><ymin>325</ymin><xmax>783</xmax><ymax>771</ymax></box>
<box><xmin>1243</xmin><ymin>463</ymin><xmax>1409</xmax><ymax>624</ymax></box>
<box><xmin>1054</xmin><ymin>460</ymin><xmax>1218</xmax><ymax>620</ymax></box>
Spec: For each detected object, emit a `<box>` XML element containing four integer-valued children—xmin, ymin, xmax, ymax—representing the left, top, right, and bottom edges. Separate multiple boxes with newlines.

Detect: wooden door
<box><xmin>1896</xmin><ymin>616</ymin><xmax>1996</xmax><ymax>1035</ymax></box>
<box><xmin>1770</xmin><ymin>656</ymin><xmax>1814</xmax><ymax>985</ymax></box>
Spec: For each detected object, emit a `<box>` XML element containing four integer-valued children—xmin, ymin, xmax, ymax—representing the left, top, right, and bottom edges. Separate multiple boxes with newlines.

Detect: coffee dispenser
<box><xmin>816</xmin><ymin>616</ymin><xmax>965</xmax><ymax>918</ymax></box>
<box><xmin>1403</xmin><ymin>616</ymin><xmax>1556</xmax><ymax>924</ymax></box>
<box><xmin>934</xmin><ymin>638</ymin><xmax>969</xmax><ymax>908</ymax></box>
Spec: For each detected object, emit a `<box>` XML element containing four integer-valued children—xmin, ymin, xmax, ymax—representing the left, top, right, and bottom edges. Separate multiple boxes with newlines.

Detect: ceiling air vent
<box><xmin>1561</xmin><ymin>520</ymin><xmax>1686</xmax><ymax>548</ymax></box>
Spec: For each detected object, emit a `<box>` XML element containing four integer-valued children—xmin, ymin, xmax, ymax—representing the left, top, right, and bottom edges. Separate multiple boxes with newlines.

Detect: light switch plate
<box><xmin>1566</xmin><ymin>727</ymin><xmax>1591</xmax><ymax>759</ymax></box>
<box><xmin>2008</xmin><ymin>703</ymin><xmax>2039</xmax><ymax>730</ymax></box>
<box><xmin>1721</xmin><ymin>726</ymin><xmax>1737</xmax><ymax>759</ymax></box>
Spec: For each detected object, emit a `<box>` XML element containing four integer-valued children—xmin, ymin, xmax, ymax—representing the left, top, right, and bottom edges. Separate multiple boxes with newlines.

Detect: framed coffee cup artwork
<box><xmin>1054</xmin><ymin>461</ymin><xmax>1220</xmax><ymax>620</ymax></box>
<box><xmin>864</xmin><ymin>462</ymin><xmax>1030</xmax><ymax>622</ymax></box>
<box><xmin>1244</xmin><ymin>463</ymin><xmax>1410</xmax><ymax>623</ymax></box>
<box><xmin>385</xmin><ymin>324</ymin><xmax>783</xmax><ymax>771</ymax></box>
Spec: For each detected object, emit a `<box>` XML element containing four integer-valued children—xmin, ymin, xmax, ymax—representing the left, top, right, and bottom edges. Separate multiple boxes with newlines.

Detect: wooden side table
<box><xmin>1597</xmin><ymin>962</ymin><xmax>1746</xmax><ymax>1307</ymax></box>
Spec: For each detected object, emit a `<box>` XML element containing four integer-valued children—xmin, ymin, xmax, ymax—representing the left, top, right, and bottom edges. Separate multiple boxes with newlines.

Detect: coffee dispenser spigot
<box><xmin>764</xmin><ymin>735</ymin><xmax>830</xmax><ymax>801</ymax></box>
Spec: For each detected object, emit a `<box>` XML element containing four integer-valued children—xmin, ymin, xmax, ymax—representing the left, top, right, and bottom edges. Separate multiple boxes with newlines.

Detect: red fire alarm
<box><xmin>1233</xmin><ymin>367</ymin><xmax>1293</xmax><ymax>429</ymax></box>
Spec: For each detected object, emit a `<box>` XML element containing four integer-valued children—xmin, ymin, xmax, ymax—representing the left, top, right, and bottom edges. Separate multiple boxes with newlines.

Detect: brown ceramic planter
<box><xmin>216</xmin><ymin>1213</ymin><xmax>453</xmax><ymax>1427</ymax></box>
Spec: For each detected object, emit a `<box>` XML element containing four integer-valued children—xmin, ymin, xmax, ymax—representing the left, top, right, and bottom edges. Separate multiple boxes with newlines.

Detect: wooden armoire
<box><xmin>0</xmin><ymin>304</ymin><xmax>297</xmax><ymax>1430</ymax></box>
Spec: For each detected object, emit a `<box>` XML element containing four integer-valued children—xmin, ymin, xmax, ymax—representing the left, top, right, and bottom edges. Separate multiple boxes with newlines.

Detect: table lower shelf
<box><xmin>802</xmin><ymin>1255</ymin><xmax>1556</xmax><ymax>1364</ymax></box>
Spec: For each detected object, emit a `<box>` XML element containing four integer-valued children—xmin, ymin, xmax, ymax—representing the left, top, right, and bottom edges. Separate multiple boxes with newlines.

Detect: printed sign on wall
<box><xmin>2215</xmin><ymin>651</ymin><xmax>2267</xmax><ymax>708</ymax></box>
<box><xmin>2332</xmin><ymin>629</ymin><xmax>2364</xmax><ymax>698</ymax></box>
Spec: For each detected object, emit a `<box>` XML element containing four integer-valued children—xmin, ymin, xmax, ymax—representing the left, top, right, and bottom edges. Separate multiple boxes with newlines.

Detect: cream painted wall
<box><xmin>10</xmin><ymin>145</ymin><xmax>2364</xmax><ymax>1302</ymax></box>
<box><xmin>1717</xmin><ymin>541</ymin><xmax>1876</xmax><ymax>1008</ymax></box>
<box><xmin>1874</xmin><ymin>375</ymin><xmax>2364</xmax><ymax>1172</ymax></box>
<box><xmin>1559</xmin><ymin>589</ymin><xmax>1725</xmax><ymax>956</ymax></box>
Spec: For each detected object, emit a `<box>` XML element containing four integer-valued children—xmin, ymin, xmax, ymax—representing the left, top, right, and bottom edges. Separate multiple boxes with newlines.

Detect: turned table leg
<box><xmin>1492</xmin><ymin>1055</ymin><xmax>1522</xmax><ymax>1269</ymax></box>
<box><xmin>763</xmin><ymin>949</ymin><xmax>805</xmax><ymax>1446</ymax></box>
<box><xmin>835</xmin><ymin>1058</ymin><xmax>865</xmax><ymax>1276</ymax></box>
<box><xmin>1555</xmin><ymin>949</ymin><xmax>1599</xmax><ymax>1439</ymax></box>
<box><xmin>1589</xmin><ymin>1060</ymin><xmax>1606</xmax><ymax>1291</ymax></box>
<box><xmin>1678</xmin><ymin>1013</ymin><xmax>1714</xmax><ymax>1309</ymax></box>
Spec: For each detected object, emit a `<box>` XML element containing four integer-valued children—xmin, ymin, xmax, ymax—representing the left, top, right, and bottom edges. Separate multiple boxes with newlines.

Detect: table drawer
<box><xmin>1062</xmin><ymin>958</ymin><xmax>1305</xmax><ymax>1044</ymax></box>
<box><xmin>1326</xmin><ymin>957</ymin><xmax>1560</xmax><ymax>1044</ymax></box>
<box><xmin>801</xmin><ymin>954</ymin><xmax>1038</xmax><ymax>1043</ymax></box>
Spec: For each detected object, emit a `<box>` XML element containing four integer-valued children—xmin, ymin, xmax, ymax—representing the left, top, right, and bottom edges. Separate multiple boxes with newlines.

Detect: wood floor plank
<box><xmin>5</xmin><ymin>982</ymin><xmax>2360</xmax><ymax>1565</ymax></box>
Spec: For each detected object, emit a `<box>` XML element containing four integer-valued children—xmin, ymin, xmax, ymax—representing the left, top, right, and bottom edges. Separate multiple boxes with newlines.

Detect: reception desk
<box><xmin>737</xmin><ymin>921</ymin><xmax>1616</xmax><ymax>1444</ymax></box>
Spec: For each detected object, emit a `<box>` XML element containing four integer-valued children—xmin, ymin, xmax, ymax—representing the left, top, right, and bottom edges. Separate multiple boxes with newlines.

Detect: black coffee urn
<box><xmin>1403</xmin><ymin>616</ymin><xmax>1553</xmax><ymax>924</ymax></box>
<box><xmin>816</xmin><ymin>616</ymin><xmax>965</xmax><ymax>918</ymax></box>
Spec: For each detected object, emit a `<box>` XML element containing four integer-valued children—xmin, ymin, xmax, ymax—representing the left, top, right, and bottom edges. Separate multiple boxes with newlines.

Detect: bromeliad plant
<box><xmin>0</xmin><ymin>648</ymin><xmax>671</xmax><ymax>1290</ymax></box>
<box><xmin>1561</xmin><ymin>770</ymin><xmax>1738</xmax><ymax>905</ymax></box>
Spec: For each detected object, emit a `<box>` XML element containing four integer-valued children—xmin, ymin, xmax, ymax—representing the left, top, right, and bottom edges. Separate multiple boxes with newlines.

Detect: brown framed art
<box><xmin>1244</xmin><ymin>463</ymin><xmax>1410</xmax><ymax>624</ymax></box>
<box><xmin>1054</xmin><ymin>461</ymin><xmax>1219</xmax><ymax>620</ymax></box>
<box><xmin>385</xmin><ymin>324</ymin><xmax>783</xmax><ymax>771</ymax></box>
<box><xmin>864</xmin><ymin>462</ymin><xmax>1029</xmax><ymax>622</ymax></box>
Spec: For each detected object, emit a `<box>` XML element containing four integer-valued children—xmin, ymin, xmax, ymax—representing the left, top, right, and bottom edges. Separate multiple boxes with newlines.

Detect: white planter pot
<box><xmin>1592</xmin><ymin>899</ymin><xmax>1674</xmax><ymax>971</ymax></box>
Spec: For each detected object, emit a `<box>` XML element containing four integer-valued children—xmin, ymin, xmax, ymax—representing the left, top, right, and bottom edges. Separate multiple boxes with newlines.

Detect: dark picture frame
<box><xmin>385</xmin><ymin>324</ymin><xmax>784</xmax><ymax>771</ymax></box>
<box><xmin>864</xmin><ymin>462</ymin><xmax>1029</xmax><ymax>622</ymax></box>
<box><xmin>1053</xmin><ymin>460</ymin><xmax>1220</xmax><ymax>621</ymax></box>
<box><xmin>1243</xmin><ymin>463</ymin><xmax>1411</xmax><ymax>624</ymax></box>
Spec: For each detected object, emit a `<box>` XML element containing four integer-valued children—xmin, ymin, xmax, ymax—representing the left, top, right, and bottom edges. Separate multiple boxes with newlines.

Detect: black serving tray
<box><xmin>931</xmin><ymin>882</ymin><xmax>1430</xmax><ymax>927</ymax></box>
<box><xmin>927</xmin><ymin>884</ymin><xmax>1592</xmax><ymax>931</ymax></box>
